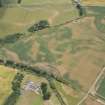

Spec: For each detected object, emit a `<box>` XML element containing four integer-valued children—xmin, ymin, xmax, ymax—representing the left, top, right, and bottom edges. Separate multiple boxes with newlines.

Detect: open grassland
<box><xmin>0</xmin><ymin>65</ymin><xmax>17</xmax><ymax>105</ymax></box>
<box><xmin>82</xmin><ymin>0</ymin><xmax>105</xmax><ymax>5</ymax></box>
<box><xmin>0</xmin><ymin>2</ymin><xmax>78</xmax><ymax>37</ymax></box>
<box><xmin>1</xmin><ymin>10</ymin><xmax>105</xmax><ymax>92</ymax></box>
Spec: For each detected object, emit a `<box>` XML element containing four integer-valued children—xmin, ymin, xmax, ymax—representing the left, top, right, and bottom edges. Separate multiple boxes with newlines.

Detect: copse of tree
<box><xmin>0</xmin><ymin>33</ymin><xmax>24</xmax><ymax>45</ymax></box>
<box><xmin>12</xmin><ymin>73</ymin><xmax>24</xmax><ymax>94</ymax></box>
<box><xmin>17</xmin><ymin>0</ymin><xmax>22</xmax><ymax>4</ymax></box>
<box><xmin>41</xmin><ymin>82</ymin><xmax>51</xmax><ymax>100</ymax></box>
<box><xmin>0</xmin><ymin>0</ymin><xmax>2</xmax><ymax>7</ymax></box>
<box><xmin>76</xmin><ymin>4</ymin><xmax>84</xmax><ymax>16</ymax></box>
<box><xmin>28</xmin><ymin>20</ymin><xmax>50</xmax><ymax>32</ymax></box>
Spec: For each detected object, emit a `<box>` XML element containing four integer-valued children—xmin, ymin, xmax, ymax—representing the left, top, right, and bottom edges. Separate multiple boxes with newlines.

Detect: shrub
<box><xmin>28</xmin><ymin>20</ymin><xmax>50</xmax><ymax>32</ymax></box>
<box><xmin>41</xmin><ymin>82</ymin><xmax>51</xmax><ymax>100</ymax></box>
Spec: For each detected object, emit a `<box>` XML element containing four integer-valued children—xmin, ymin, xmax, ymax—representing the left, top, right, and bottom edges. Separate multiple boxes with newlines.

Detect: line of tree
<box><xmin>3</xmin><ymin>72</ymin><xmax>24</xmax><ymax>105</ymax></box>
<box><xmin>0</xmin><ymin>59</ymin><xmax>81</xmax><ymax>91</ymax></box>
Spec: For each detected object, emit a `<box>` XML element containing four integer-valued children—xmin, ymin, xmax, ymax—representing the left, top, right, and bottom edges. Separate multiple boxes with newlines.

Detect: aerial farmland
<box><xmin>0</xmin><ymin>0</ymin><xmax>105</xmax><ymax>105</ymax></box>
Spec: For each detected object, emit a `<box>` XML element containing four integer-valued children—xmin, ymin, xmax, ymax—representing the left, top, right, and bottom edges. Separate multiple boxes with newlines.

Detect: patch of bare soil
<box><xmin>84</xmin><ymin>95</ymin><xmax>103</xmax><ymax>105</ymax></box>
<box><xmin>48</xmin><ymin>11</ymin><xmax>59</xmax><ymax>25</ymax></box>
<box><xmin>30</xmin><ymin>41</ymin><xmax>39</xmax><ymax>59</ymax></box>
<box><xmin>56</xmin><ymin>50</ymin><xmax>71</xmax><ymax>76</ymax></box>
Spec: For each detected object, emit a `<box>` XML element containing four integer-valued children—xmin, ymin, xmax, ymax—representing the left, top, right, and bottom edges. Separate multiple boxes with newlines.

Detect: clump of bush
<box><xmin>0</xmin><ymin>33</ymin><xmax>24</xmax><ymax>44</ymax></box>
<box><xmin>41</xmin><ymin>82</ymin><xmax>51</xmax><ymax>100</ymax></box>
<box><xmin>28</xmin><ymin>20</ymin><xmax>50</xmax><ymax>32</ymax></box>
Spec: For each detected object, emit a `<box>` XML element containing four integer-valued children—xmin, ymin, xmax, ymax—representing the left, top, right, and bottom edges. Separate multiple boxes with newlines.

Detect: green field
<box><xmin>97</xmin><ymin>77</ymin><xmax>105</xmax><ymax>99</ymax></box>
<box><xmin>0</xmin><ymin>65</ymin><xmax>17</xmax><ymax>105</ymax></box>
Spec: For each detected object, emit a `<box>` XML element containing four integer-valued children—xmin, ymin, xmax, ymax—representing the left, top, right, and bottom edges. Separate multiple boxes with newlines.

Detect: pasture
<box><xmin>0</xmin><ymin>65</ymin><xmax>17</xmax><ymax>105</ymax></box>
<box><xmin>0</xmin><ymin>1</ymin><xmax>78</xmax><ymax>37</ymax></box>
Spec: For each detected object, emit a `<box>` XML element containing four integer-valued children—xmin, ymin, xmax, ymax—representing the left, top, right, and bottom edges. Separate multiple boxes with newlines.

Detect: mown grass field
<box><xmin>0</xmin><ymin>65</ymin><xmax>17</xmax><ymax>105</ymax></box>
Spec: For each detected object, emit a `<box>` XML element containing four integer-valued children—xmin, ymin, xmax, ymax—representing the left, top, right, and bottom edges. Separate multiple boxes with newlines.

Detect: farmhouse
<box><xmin>23</xmin><ymin>81</ymin><xmax>41</xmax><ymax>95</ymax></box>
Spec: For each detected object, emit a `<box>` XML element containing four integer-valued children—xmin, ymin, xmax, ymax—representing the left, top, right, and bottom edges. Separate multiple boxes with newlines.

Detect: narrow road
<box><xmin>77</xmin><ymin>67</ymin><xmax>105</xmax><ymax>105</ymax></box>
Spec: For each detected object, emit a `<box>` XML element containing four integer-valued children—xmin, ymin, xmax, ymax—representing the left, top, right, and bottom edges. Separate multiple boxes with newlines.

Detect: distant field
<box><xmin>97</xmin><ymin>77</ymin><xmax>105</xmax><ymax>99</ymax></box>
<box><xmin>4</xmin><ymin>14</ymin><xmax>105</xmax><ymax>92</ymax></box>
<box><xmin>0</xmin><ymin>65</ymin><xmax>17</xmax><ymax>105</ymax></box>
<box><xmin>82</xmin><ymin>0</ymin><xmax>105</xmax><ymax>5</ymax></box>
